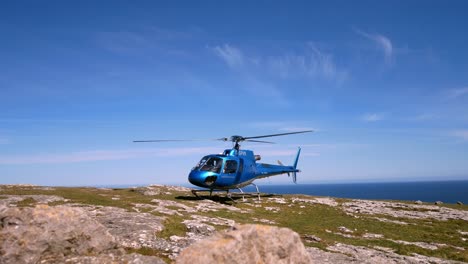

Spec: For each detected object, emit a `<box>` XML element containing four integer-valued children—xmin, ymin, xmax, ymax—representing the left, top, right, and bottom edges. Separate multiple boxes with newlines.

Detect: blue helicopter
<box><xmin>134</xmin><ymin>130</ymin><xmax>312</xmax><ymax>200</ymax></box>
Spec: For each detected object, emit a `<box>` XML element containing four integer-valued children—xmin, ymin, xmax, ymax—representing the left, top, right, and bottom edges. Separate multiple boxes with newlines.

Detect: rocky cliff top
<box><xmin>1</xmin><ymin>184</ymin><xmax>467</xmax><ymax>263</ymax></box>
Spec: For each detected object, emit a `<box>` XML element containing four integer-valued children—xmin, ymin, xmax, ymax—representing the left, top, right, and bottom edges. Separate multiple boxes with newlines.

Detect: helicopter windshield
<box><xmin>195</xmin><ymin>156</ymin><xmax>223</xmax><ymax>173</ymax></box>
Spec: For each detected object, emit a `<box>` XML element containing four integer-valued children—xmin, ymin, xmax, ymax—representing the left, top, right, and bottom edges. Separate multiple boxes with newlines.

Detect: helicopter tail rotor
<box><xmin>292</xmin><ymin>147</ymin><xmax>302</xmax><ymax>183</ymax></box>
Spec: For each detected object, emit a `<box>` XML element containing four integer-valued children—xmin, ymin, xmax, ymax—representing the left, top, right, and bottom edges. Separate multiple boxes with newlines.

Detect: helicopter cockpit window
<box><xmin>223</xmin><ymin>160</ymin><xmax>238</xmax><ymax>174</ymax></box>
<box><xmin>193</xmin><ymin>156</ymin><xmax>209</xmax><ymax>170</ymax></box>
<box><xmin>200</xmin><ymin>157</ymin><xmax>223</xmax><ymax>173</ymax></box>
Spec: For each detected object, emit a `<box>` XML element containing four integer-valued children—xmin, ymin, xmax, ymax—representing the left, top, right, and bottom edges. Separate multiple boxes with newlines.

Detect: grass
<box><xmin>1</xmin><ymin>185</ymin><xmax>467</xmax><ymax>262</ymax></box>
<box><xmin>16</xmin><ymin>197</ymin><xmax>37</xmax><ymax>207</ymax></box>
<box><xmin>126</xmin><ymin>247</ymin><xmax>173</xmax><ymax>263</ymax></box>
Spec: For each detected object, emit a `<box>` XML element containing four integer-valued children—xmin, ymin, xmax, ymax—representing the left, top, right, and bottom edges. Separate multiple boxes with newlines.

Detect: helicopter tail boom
<box><xmin>255</xmin><ymin>147</ymin><xmax>302</xmax><ymax>183</ymax></box>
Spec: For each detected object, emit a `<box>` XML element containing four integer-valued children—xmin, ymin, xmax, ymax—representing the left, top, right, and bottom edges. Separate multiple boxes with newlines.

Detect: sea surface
<box><xmin>96</xmin><ymin>180</ymin><xmax>468</xmax><ymax>204</ymax></box>
<box><xmin>237</xmin><ymin>181</ymin><xmax>468</xmax><ymax>204</ymax></box>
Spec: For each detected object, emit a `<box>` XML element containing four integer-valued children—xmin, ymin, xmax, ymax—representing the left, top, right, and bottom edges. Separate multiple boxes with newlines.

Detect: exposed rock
<box><xmin>415</xmin><ymin>200</ymin><xmax>423</xmax><ymax>204</ymax></box>
<box><xmin>187</xmin><ymin>214</ymin><xmax>236</xmax><ymax>227</ymax></box>
<box><xmin>182</xmin><ymin>220</ymin><xmax>216</xmax><ymax>236</ymax></box>
<box><xmin>362</xmin><ymin>233</ymin><xmax>384</xmax><ymax>239</ymax></box>
<box><xmin>251</xmin><ymin>217</ymin><xmax>276</xmax><ymax>225</ymax></box>
<box><xmin>267</xmin><ymin>197</ymin><xmax>288</xmax><ymax>204</ymax></box>
<box><xmin>264</xmin><ymin>206</ymin><xmax>280</xmax><ymax>212</ymax></box>
<box><xmin>133</xmin><ymin>185</ymin><xmax>192</xmax><ymax>196</ymax></box>
<box><xmin>292</xmin><ymin>197</ymin><xmax>339</xmax><ymax>207</ymax></box>
<box><xmin>0</xmin><ymin>205</ymin><xmax>120</xmax><ymax>264</ymax></box>
<box><xmin>0</xmin><ymin>195</ymin><xmax>66</xmax><ymax>206</ymax></box>
<box><xmin>149</xmin><ymin>184</ymin><xmax>192</xmax><ymax>192</ymax></box>
<box><xmin>457</xmin><ymin>201</ymin><xmax>463</xmax><ymax>205</ymax></box>
<box><xmin>0</xmin><ymin>185</ymin><xmax>55</xmax><ymax>191</ymax></box>
<box><xmin>133</xmin><ymin>186</ymin><xmax>163</xmax><ymax>196</ymax></box>
<box><xmin>61</xmin><ymin>253</ymin><xmax>166</xmax><ymax>264</ymax></box>
<box><xmin>338</xmin><ymin>226</ymin><xmax>354</xmax><ymax>233</ymax></box>
<box><xmin>81</xmin><ymin>205</ymin><xmax>166</xmax><ymax>249</ymax></box>
<box><xmin>326</xmin><ymin>243</ymin><xmax>460</xmax><ymax>263</ymax></box>
<box><xmin>388</xmin><ymin>239</ymin><xmax>448</xmax><ymax>250</ymax></box>
<box><xmin>304</xmin><ymin>234</ymin><xmax>322</xmax><ymax>243</ymax></box>
<box><xmin>192</xmin><ymin>199</ymin><xmax>248</xmax><ymax>213</ymax></box>
<box><xmin>134</xmin><ymin>203</ymin><xmax>184</xmax><ymax>216</ymax></box>
<box><xmin>370</xmin><ymin>217</ymin><xmax>409</xmax><ymax>225</ymax></box>
<box><xmin>307</xmin><ymin>247</ymin><xmax>355</xmax><ymax>263</ymax></box>
<box><xmin>342</xmin><ymin>199</ymin><xmax>468</xmax><ymax>221</ymax></box>
<box><xmin>134</xmin><ymin>197</ymin><xmax>248</xmax><ymax>216</ymax></box>
<box><xmin>176</xmin><ymin>224</ymin><xmax>312</xmax><ymax>264</ymax></box>
<box><xmin>179</xmin><ymin>215</ymin><xmax>236</xmax><ymax>248</ymax></box>
<box><xmin>435</xmin><ymin>201</ymin><xmax>443</xmax><ymax>205</ymax></box>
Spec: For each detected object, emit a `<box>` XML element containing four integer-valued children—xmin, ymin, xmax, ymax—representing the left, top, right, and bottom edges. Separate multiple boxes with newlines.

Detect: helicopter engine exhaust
<box><xmin>255</xmin><ymin>155</ymin><xmax>261</xmax><ymax>161</ymax></box>
<box><xmin>204</xmin><ymin>176</ymin><xmax>217</xmax><ymax>186</ymax></box>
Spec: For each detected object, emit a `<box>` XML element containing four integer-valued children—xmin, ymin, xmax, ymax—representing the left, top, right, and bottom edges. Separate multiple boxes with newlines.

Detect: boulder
<box><xmin>0</xmin><ymin>204</ymin><xmax>120</xmax><ymax>263</ymax></box>
<box><xmin>176</xmin><ymin>224</ymin><xmax>312</xmax><ymax>264</ymax></box>
<box><xmin>0</xmin><ymin>204</ymin><xmax>165</xmax><ymax>264</ymax></box>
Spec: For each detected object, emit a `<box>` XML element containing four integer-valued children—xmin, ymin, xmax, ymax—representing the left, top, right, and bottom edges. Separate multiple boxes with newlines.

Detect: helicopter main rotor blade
<box><xmin>133</xmin><ymin>139</ymin><xmax>222</xmax><ymax>143</ymax></box>
<box><xmin>245</xmin><ymin>139</ymin><xmax>275</xmax><ymax>144</ymax></box>
<box><xmin>243</xmin><ymin>130</ymin><xmax>313</xmax><ymax>140</ymax></box>
<box><xmin>133</xmin><ymin>130</ymin><xmax>312</xmax><ymax>144</ymax></box>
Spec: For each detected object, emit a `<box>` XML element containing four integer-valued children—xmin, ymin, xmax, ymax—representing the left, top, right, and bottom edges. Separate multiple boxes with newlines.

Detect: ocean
<box><xmin>236</xmin><ymin>180</ymin><xmax>468</xmax><ymax>204</ymax></box>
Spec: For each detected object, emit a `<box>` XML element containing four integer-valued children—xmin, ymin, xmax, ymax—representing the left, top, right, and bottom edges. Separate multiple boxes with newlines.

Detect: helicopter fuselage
<box><xmin>188</xmin><ymin>148</ymin><xmax>300</xmax><ymax>190</ymax></box>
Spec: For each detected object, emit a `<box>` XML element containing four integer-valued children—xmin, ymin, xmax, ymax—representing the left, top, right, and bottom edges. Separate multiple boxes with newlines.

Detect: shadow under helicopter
<box><xmin>175</xmin><ymin>191</ymin><xmax>279</xmax><ymax>205</ymax></box>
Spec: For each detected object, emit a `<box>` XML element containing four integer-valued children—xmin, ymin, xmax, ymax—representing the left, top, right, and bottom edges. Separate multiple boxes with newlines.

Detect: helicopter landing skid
<box><xmin>191</xmin><ymin>183</ymin><xmax>261</xmax><ymax>202</ymax></box>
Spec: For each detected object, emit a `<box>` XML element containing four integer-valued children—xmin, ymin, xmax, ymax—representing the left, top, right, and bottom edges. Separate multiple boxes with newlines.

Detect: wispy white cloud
<box><xmin>0</xmin><ymin>147</ymin><xmax>218</xmax><ymax>165</ymax></box>
<box><xmin>354</xmin><ymin>28</ymin><xmax>393</xmax><ymax>64</ymax></box>
<box><xmin>361</xmin><ymin>113</ymin><xmax>384</xmax><ymax>122</ymax></box>
<box><xmin>447</xmin><ymin>87</ymin><xmax>468</xmax><ymax>99</ymax></box>
<box><xmin>266</xmin><ymin>43</ymin><xmax>347</xmax><ymax>82</ymax></box>
<box><xmin>452</xmin><ymin>130</ymin><xmax>468</xmax><ymax>141</ymax></box>
<box><xmin>213</xmin><ymin>44</ymin><xmax>245</xmax><ymax>69</ymax></box>
<box><xmin>212</xmin><ymin>43</ymin><xmax>347</xmax><ymax>83</ymax></box>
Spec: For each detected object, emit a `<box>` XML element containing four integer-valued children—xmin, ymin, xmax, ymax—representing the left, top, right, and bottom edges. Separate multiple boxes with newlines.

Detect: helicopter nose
<box><xmin>188</xmin><ymin>171</ymin><xmax>218</xmax><ymax>188</ymax></box>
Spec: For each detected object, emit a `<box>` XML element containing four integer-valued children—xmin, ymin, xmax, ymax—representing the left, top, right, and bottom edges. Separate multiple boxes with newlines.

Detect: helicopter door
<box><xmin>235</xmin><ymin>158</ymin><xmax>243</xmax><ymax>183</ymax></box>
<box><xmin>223</xmin><ymin>160</ymin><xmax>238</xmax><ymax>174</ymax></box>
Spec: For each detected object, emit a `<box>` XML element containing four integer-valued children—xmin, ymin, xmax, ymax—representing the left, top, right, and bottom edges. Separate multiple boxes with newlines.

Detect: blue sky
<box><xmin>1</xmin><ymin>1</ymin><xmax>468</xmax><ymax>186</ymax></box>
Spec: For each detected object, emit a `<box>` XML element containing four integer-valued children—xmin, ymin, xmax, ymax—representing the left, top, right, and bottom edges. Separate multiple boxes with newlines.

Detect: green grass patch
<box><xmin>125</xmin><ymin>247</ymin><xmax>171</xmax><ymax>263</ymax></box>
<box><xmin>16</xmin><ymin>197</ymin><xmax>37</xmax><ymax>207</ymax></box>
<box><xmin>156</xmin><ymin>215</ymin><xmax>188</xmax><ymax>239</ymax></box>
